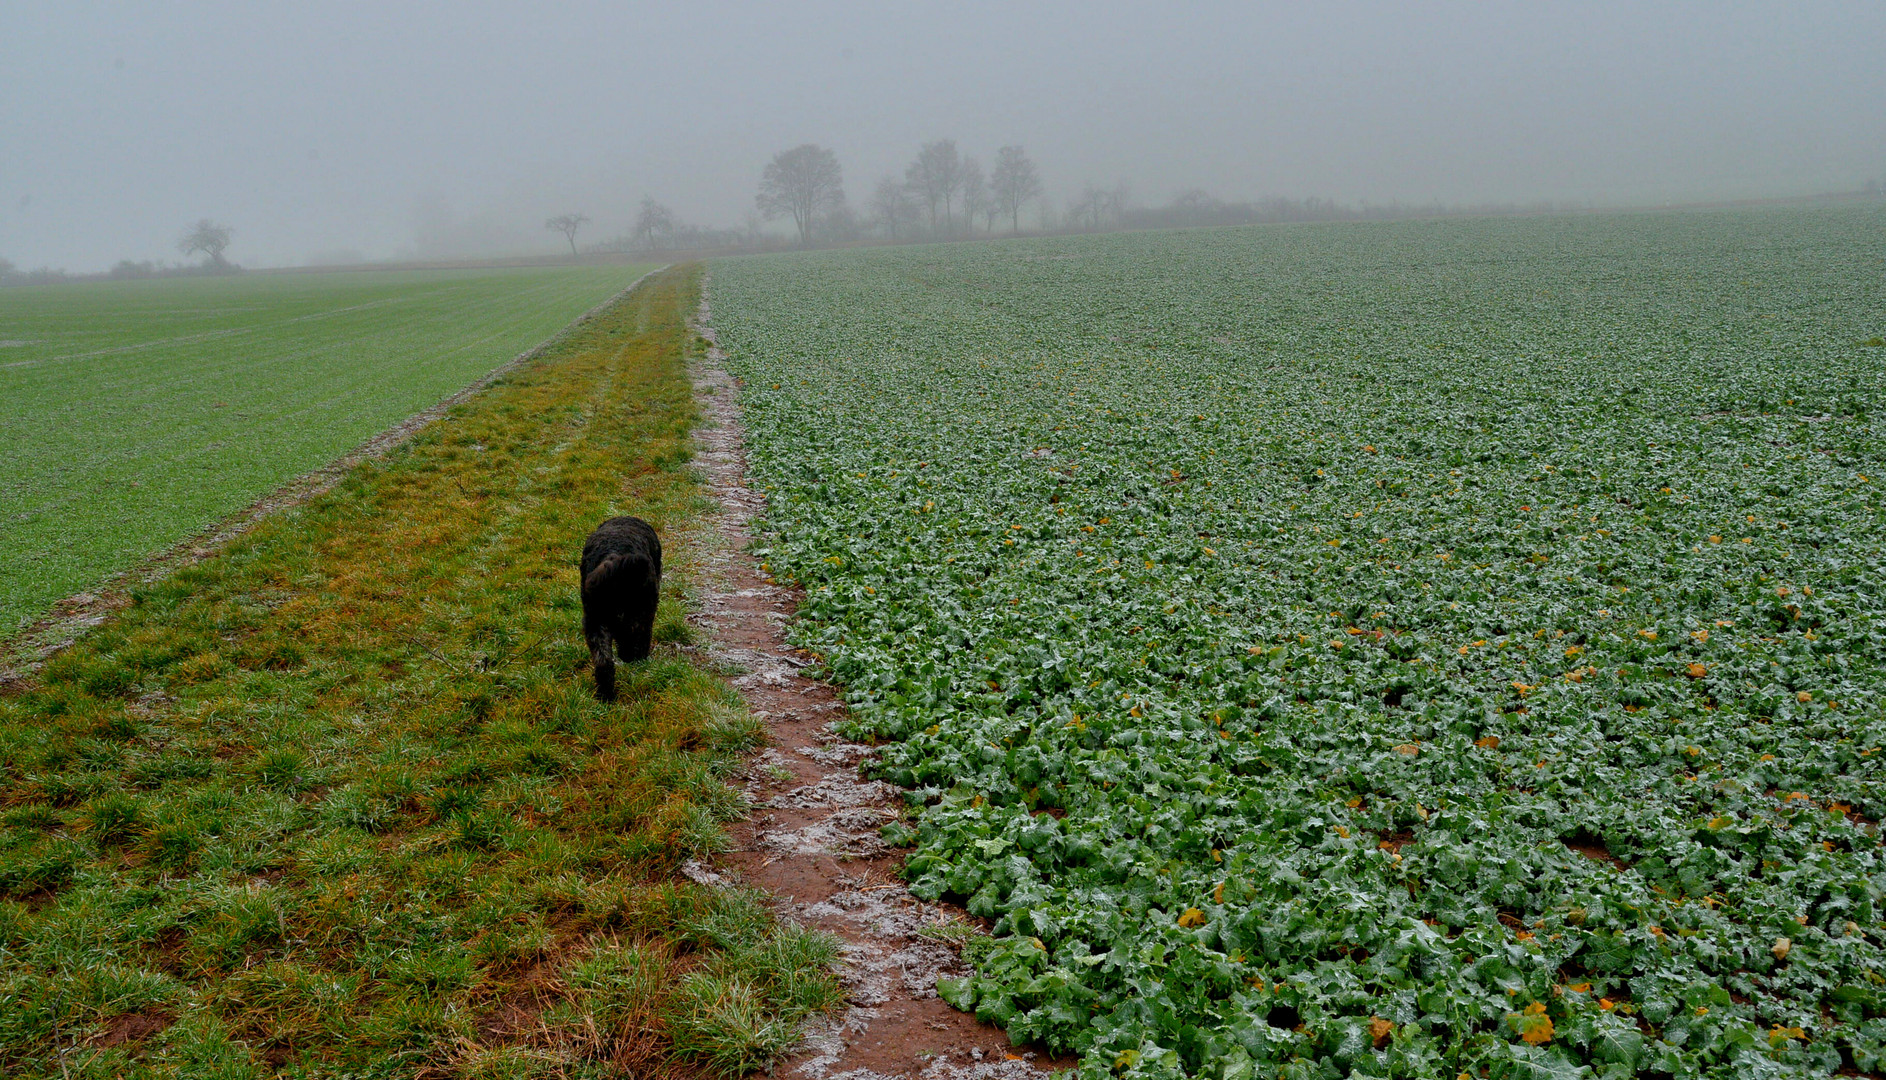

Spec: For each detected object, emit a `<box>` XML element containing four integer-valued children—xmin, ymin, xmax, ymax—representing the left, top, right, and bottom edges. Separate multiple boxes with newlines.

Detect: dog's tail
<box><xmin>583</xmin><ymin>551</ymin><xmax>649</xmax><ymax>594</ymax></box>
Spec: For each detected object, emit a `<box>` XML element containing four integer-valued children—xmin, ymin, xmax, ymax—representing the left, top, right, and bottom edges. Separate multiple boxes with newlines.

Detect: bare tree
<box><xmin>869</xmin><ymin>176</ymin><xmax>917</xmax><ymax>241</ymax></box>
<box><xmin>959</xmin><ymin>157</ymin><xmax>988</xmax><ymax>237</ymax></box>
<box><xmin>177</xmin><ymin>219</ymin><xmax>234</xmax><ymax>269</ymax></box>
<box><xmin>990</xmin><ymin>145</ymin><xmax>1043</xmax><ymax>235</ymax></box>
<box><xmin>632</xmin><ymin>198</ymin><xmax>676</xmax><ymax>249</ymax></box>
<box><xmin>821</xmin><ymin>201</ymin><xmax>862</xmax><ymax>242</ymax></box>
<box><xmin>1171</xmin><ymin>188</ymin><xmax>1224</xmax><ymax>223</ymax></box>
<box><xmin>756</xmin><ymin>144</ymin><xmax>845</xmax><ymax>246</ymax></box>
<box><xmin>546</xmin><ymin>213</ymin><xmax>589</xmax><ymax>254</ymax></box>
<box><xmin>904</xmin><ymin>139</ymin><xmax>963</xmax><ymax>235</ymax></box>
<box><xmin>1067</xmin><ymin>184</ymin><xmax>1117</xmax><ymax>231</ymax></box>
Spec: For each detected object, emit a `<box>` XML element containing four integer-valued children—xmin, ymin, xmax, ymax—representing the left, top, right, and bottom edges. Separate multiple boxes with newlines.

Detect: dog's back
<box><xmin>580</xmin><ymin>516</ymin><xmax>662</xmax><ymax>700</ymax></box>
<box><xmin>581</xmin><ymin>517</ymin><xmax>661</xmax><ymax>597</ymax></box>
<box><xmin>582</xmin><ymin>517</ymin><xmax>659</xmax><ymax>594</ymax></box>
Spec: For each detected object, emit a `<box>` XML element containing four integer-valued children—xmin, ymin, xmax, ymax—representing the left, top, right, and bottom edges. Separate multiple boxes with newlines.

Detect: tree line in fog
<box><xmin>585</xmin><ymin>138</ymin><xmax>1801</xmax><ymax>256</ymax></box>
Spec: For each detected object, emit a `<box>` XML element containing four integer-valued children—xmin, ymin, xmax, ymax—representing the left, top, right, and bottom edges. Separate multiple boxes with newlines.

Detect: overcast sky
<box><xmin>4</xmin><ymin>0</ymin><xmax>1883</xmax><ymax>271</ymax></box>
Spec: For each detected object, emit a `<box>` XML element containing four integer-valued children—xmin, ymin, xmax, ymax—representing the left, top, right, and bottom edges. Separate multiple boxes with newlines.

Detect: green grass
<box><xmin>0</xmin><ymin>265</ymin><xmax>654</xmax><ymax>634</ymax></box>
<box><xmin>710</xmin><ymin>207</ymin><xmax>1886</xmax><ymax>1078</ymax></box>
<box><xmin>0</xmin><ymin>265</ymin><xmax>840</xmax><ymax>1078</ymax></box>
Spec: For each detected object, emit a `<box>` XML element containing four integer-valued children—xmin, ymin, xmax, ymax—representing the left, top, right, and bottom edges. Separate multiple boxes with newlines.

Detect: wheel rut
<box><xmin>684</xmin><ymin>288</ymin><xmax>1062</xmax><ymax>1080</ymax></box>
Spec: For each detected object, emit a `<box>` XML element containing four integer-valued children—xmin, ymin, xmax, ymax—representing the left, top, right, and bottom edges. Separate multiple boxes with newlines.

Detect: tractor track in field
<box><xmin>0</xmin><ymin>267</ymin><xmax>664</xmax><ymax>686</ymax></box>
<box><xmin>684</xmin><ymin>285</ymin><xmax>1063</xmax><ymax>1080</ymax></box>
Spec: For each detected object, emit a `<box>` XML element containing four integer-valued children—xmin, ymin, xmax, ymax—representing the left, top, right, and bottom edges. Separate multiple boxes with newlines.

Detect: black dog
<box><xmin>579</xmin><ymin>516</ymin><xmax>662</xmax><ymax>701</ymax></box>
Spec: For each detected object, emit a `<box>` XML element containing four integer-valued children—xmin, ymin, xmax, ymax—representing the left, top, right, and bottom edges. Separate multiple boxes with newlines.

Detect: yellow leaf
<box><xmin>1177</xmin><ymin>907</ymin><xmax>1206</xmax><ymax>928</ymax></box>
<box><xmin>1369</xmin><ymin>1016</ymin><xmax>1393</xmax><ymax>1045</ymax></box>
<box><xmin>1517</xmin><ymin>1001</ymin><xmax>1554</xmax><ymax>1045</ymax></box>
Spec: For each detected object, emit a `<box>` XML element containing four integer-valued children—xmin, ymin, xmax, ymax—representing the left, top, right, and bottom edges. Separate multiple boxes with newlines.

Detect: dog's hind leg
<box><xmin>622</xmin><ymin>579</ymin><xmax>659</xmax><ymax>663</ymax></box>
<box><xmin>585</xmin><ymin>610</ymin><xmax>617</xmax><ymax>702</ymax></box>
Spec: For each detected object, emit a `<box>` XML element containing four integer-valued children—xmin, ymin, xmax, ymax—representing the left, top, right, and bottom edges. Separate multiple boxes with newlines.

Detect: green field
<box><xmin>711</xmin><ymin>208</ymin><xmax>1886</xmax><ymax>1077</ymax></box>
<box><xmin>0</xmin><ymin>267</ymin><xmax>841</xmax><ymax>1077</ymax></box>
<box><xmin>0</xmin><ymin>265</ymin><xmax>653</xmax><ymax>635</ymax></box>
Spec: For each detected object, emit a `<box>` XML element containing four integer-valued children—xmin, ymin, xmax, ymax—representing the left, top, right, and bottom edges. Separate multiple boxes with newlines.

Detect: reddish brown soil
<box><xmin>91</xmin><ymin>1009</ymin><xmax>173</xmax><ymax>1049</ymax></box>
<box><xmin>684</xmin><ymin>291</ymin><xmax>1066</xmax><ymax>1080</ymax></box>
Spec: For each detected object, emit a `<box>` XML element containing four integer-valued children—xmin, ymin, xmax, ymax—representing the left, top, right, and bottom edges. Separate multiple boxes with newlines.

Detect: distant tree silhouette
<box><xmin>756</xmin><ymin>144</ymin><xmax>845</xmax><ymax>246</ymax></box>
<box><xmin>905</xmin><ymin>139</ymin><xmax>964</xmax><ymax>234</ymax></box>
<box><xmin>868</xmin><ymin>176</ymin><xmax>917</xmax><ymax>241</ymax></box>
<box><xmin>1067</xmin><ymin>184</ymin><xmax>1118</xmax><ymax>231</ymax></box>
<box><xmin>991</xmin><ymin>145</ymin><xmax>1043</xmax><ymax>235</ymax></box>
<box><xmin>177</xmin><ymin>219</ymin><xmax>234</xmax><ymax>269</ymax></box>
<box><xmin>545</xmin><ymin>213</ymin><xmax>589</xmax><ymax>254</ymax></box>
<box><xmin>632</xmin><ymin>198</ymin><xmax>676</xmax><ymax>249</ymax></box>
<box><xmin>960</xmin><ymin>157</ymin><xmax>989</xmax><ymax>237</ymax></box>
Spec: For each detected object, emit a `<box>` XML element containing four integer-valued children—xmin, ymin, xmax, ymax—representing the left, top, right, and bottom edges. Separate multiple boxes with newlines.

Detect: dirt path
<box><xmin>685</xmin><ymin>289</ymin><xmax>1061</xmax><ymax>1080</ymax></box>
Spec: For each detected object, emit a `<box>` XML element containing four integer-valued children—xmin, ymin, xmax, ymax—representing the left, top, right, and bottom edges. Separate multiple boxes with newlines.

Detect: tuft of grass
<box><xmin>666</xmin><ymin>910</ymin><xmax>845</xmax><ymax>1075</ymax></box>
<box><xmin>0</xmin><ymin>265</ymin><xmax>839</xmax><ymax>1077</ymax></box>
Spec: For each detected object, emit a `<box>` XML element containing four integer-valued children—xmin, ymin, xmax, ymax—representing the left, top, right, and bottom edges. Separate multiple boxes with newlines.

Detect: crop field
<box><xmin>0</xmin><ymin>265</ymin><xmax>652</xmax><ymax>636</ymax></box>
<box><xmin>710</xmin><ymin>208</ymin><xmax>1886</xmax><ymax>1078</ymax></box>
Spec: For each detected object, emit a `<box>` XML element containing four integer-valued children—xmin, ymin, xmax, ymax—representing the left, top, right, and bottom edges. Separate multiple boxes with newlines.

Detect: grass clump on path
<box><xmin>0</xmin><ymin>264</ymin><xmax>840</xmax><ymax>1078</ymax></box>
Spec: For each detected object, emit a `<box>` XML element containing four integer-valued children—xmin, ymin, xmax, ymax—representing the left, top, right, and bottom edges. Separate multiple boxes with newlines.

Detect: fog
<box><xmin>4</xmin><ymin>0</ymin><xmax>1883</xmax><ymax>271</ymax></box>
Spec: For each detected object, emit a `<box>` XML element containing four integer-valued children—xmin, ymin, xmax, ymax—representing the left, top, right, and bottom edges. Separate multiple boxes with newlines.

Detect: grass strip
<box><xmin>0</xmin><ymin>264</ymin><xmax>840</xmax><ymax>1079</ymax></box>
<box><xmin>1</xmin><ymin>266</ymin><xmax>652</xmax><ymax>635</ymax></box>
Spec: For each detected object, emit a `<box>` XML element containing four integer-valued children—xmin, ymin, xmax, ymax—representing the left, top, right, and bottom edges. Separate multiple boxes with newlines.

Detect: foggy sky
<box><xmin>4</xmin><ymin>0</ymin><xmax>1883</xmax><ymax>271</ymax></box>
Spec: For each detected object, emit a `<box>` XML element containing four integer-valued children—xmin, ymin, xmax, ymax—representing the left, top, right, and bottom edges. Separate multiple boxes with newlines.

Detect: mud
<box><xmin>684</xmin><ymin>288</ymin><xmax>1063</xmax><ymax>1080</ymax></box>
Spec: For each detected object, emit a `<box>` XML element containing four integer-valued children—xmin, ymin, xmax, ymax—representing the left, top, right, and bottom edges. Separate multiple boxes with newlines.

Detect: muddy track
<box><xmin>0</xmin><ymin>267</ymin><xmax>665</xmax><ymax>683</ymax></box>
<box><xmin>684</xmin><ymin>287</ymin><xmax>1062</xmax><ymax>1080</ymax></box>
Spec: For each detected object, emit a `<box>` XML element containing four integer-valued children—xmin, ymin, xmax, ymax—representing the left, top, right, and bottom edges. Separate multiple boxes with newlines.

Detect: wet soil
<box><xmin>684</xmin><ymin>289</ymin><xmax>1064</xmax><ymax>1080</ymax></box>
